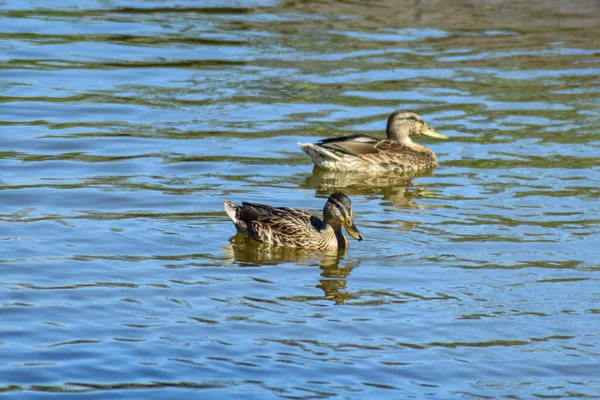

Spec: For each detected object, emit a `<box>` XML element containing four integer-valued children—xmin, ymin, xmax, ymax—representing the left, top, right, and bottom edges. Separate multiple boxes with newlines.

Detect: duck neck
<box><xmin>393</xmin><ymin>132</ymin><xmax>432</xmax><ymax>155</ymax></box>
<box><xmin>322</xmin><ymin>221</ymin><xmax>348</xmax><ymax>248</ymax></box>
<box><xmin>387</xmin><ymin>127</ymin><xmax>414</xmax><ymax>145</ymax></box>
<box><xmin>397</xmin><ymin>134</ymin><xmax>415</xmax><ymax>147</ymax></box>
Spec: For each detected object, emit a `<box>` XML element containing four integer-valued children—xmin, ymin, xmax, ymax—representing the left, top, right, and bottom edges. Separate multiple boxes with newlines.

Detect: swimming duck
<box><xmin>224</xmin><ymin>193</ymin><xmax>362</xmax><ymax>251</ymax></box>
<box><xmin>298</xmin><ymin>110</ymin><xmax>448</xmax><ymax>173</ymax></box>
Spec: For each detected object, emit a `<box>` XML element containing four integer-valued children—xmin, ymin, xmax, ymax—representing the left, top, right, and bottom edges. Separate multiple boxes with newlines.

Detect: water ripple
<box><xmin>1</xmin><ymin>0</ymin><xmax>599</xmax><ymax>398</ymax></box>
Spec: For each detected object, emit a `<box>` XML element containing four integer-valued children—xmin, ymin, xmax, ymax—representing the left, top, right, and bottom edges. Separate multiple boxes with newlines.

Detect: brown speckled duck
<box><xmin>298</xmin><ymin>110</ymin><xmax>448</xmax><ymax>173</ymax></box>
<box><xmin>224</xmin><ymin>193</ymin><xmax>362</xmax><ymax>251</ymax></box>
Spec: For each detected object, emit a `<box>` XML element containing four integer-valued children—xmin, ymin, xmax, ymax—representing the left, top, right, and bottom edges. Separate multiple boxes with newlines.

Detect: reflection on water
<box><xmin>222</xmin><ymin>234</ymin><xmax>345</xmax><ymax>267</ymax></box>
<box><xmin>302</xmin><ymin>168</ymin><xmax>437</xmax><ymax>209</ymax></box>
<box><xmin>1</xmin><ymin>0</ymin><xmax>599</xmax><ymax>398</ymax></box>
<box><xmin>223</xmin><ymin>235</ymin><xmax>359</xmax><ymax>304</ymax></box>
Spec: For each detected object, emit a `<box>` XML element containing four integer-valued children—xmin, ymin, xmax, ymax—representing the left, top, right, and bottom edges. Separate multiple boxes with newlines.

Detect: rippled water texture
<box><xmin>1</xmin><ymin>0</ymin><xmax>600</xmax><ymax>398</ymax></box>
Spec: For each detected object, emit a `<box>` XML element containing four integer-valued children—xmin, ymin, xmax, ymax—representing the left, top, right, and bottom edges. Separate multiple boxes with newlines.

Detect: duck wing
<box><xmin>240</xmin><ymin>202</ymin><xmax>324</xmax><ymax>233</ymax></box>
<box><xmin>317</xmin><ymin>134</ymin><xmax>382</xmax><ymax>156</ymax></box>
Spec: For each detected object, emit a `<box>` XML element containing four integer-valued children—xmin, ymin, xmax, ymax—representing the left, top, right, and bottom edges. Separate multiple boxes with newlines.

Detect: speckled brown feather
<box><xmin>299</xmin><ymin>136</ymin><xmax>437</xmax><ymax>172</ymax></box>
<box><xmin>224</xmin><ymin>197</ymin><xmax>356</xmax><ymax>251</ymax></box>
<box><xmin>298</xmin><ymin>110</ymin><xmax>446</xmax><ymax>173</ymax></box>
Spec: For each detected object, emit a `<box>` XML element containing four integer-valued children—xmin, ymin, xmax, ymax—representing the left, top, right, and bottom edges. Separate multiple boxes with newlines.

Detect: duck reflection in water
<box><xmin>301</xmin><ymin>168</ymin><xmax>438</xmax><ymax>211</ymax></box>
<box><xmin>222</xmin><ymin>236</ymin><xmax>359</xmax><ymax>304</ymax></box>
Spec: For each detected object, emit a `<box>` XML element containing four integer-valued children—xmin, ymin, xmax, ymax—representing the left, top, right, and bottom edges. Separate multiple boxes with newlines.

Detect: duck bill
<box><xmin>421</xmin><ymin>124</ymin><xmax>449</xmax><ymax>140</ymax></box>
<box><xmin>343</xmin><ymin>221</ymin><xmax>363</xmax><ymax>241</ymax></box>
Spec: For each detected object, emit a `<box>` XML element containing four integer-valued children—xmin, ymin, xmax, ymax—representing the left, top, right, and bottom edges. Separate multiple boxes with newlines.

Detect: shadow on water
<box><xmin>223</xmin><ymin>234</ymin><xmax>360</xmax><ymax>304</ymax></box>
<box><xmin>301</xmin><ymin>167</ymin><xmax>438</xmax><ymax>209</ymax></box>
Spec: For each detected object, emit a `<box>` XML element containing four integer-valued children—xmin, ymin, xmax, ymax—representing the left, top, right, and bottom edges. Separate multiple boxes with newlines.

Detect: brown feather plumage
<box><xmin>298</xmin><ymin>110</ymin><xmax>448</xmax><ymax>173</ymax></box>
<box><xmin>224</xmin><ymin>194</ymin><xmax>362</xmax><ymax>252</ymax></box>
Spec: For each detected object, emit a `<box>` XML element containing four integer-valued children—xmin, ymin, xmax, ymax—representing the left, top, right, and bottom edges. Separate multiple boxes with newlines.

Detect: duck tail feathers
<box><xmin>224</xmin><ymin>200</ymin><xmax>241</xmax><ymax>222</ymax></box>
<box><xmin>297</xmin><ymin>142</ymin><xmax>341</xmax><ymax>162</ymax></box>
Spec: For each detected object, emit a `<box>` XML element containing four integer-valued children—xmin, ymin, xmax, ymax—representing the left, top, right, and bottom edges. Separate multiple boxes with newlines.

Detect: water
<box><xmin>1</xmin><ymin>0</ymin><xmax>599</xmax><ymax>398</ymax></box>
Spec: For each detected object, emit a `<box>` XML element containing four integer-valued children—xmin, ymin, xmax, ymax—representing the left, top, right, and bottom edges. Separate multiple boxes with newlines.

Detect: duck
<box><xmin>224</xmin><ymin>193</ymin><xmax>362</xmax><ymax>251</ymax></box>
<box><xmin>298</xmin><ymin>110</ymin><xmax>448</xmax><ymax>173</ymax></box>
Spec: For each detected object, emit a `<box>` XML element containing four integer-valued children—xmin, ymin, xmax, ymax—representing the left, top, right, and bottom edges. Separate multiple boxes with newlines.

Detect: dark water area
<box><xmin>1</xmin><ymin>0</ymin><xmax>599</xmax><ymax>398</ymax></box>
